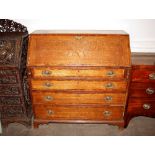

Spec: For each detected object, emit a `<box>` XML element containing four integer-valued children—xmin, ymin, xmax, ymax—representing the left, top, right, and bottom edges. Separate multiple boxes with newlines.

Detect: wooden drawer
<box><xmin>130</xmin><ymin>82</ymin><xmax>155</xmax><ymax>98</ymax></box>
<box><xmin>32</xmin><ymin>92</ymin><xmax>126</xmax><ymax>106</ymax></box>
<box><xmin>31</xmin><ymin>80</ymin><xmax>127</xmax><ymax>92</ymax></box>
<box><xmin>0</xmin><ymin>96</ymin><xmax>21</xmax><ymax>105</ymax></box>
<box><xmin>33</xmin><ymin>105</ymin><xmax>124</xmax><ymax>121</ymax></box>
<box><xmin>0</xmin><ymin>85</ymin><xmax>20</xmax><ymax>95</ymax></box>
<box><xmin>128</xmin><ymin>98</ymin><xmax>155</xmax><ymax>115</ymax></box>
<box><xmin>132</xmin><ymin>69</ymin><xmax>155</xmax><ymax>82</ymax></box>
<box><xmin>1</xmin><ymin>106</ymin><xmax>25</xmax><ymax>118</ymax></box>
<box><xmin>0</xmin><ymin>70</ymin><xmax>17</xmax><ymax>76</ymax></box>
<box><xmin>0</xmin><ymin>75</ymin><xmax>17</xmax><ymax>84</ymax></box>
<box><xmin>32</xmin><ymin>68</ymin><xmax>125</xmax><ymax>79</ymax></box>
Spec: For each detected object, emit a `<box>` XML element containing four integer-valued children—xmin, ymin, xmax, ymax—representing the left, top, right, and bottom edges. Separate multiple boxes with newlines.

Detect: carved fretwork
<box><xmin>0</xmin><ymin>97</ymin><xmax>20</xmax><ymax>105</ymax></box>
<box><xmin>0</xmin><ymin>40</ymin><xmax>16</xmax><ymax>65</ymax></box>
<box><xmin>0</xmin><ymin>86</ymin><xmax>19</xmax><ymax>95</ymax></box>
<box><xmin>0</xmin><ymin>19</ymin><xmax>27</xmax><ymax>32</ymax></box>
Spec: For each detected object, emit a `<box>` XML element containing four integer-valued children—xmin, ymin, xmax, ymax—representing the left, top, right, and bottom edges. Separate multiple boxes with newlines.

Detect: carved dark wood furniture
<box><xmin>125</xmin><ymin>52</ymin><xmax>155</xmax><ymax>127</ymax></box>
<box><xmin>27</xmin><ymin>30</ymin><xmax>131</xmax><ymax>128</ymax></box>
<box><xmin>0</xmin><ymin>19</ymin><xmax>32</xmax><ymax>128</ymax></box>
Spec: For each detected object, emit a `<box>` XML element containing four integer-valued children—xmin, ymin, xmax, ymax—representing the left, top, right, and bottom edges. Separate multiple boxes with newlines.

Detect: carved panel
<box><xmin>0</xmin><ymin>40</ymin><xmax>16</xmax><ymax>65</ymax></box>
<box><xmin>0</xmin><ymin>96</ymin><xmax>21</xmax><ymax>105</ymax></box>
<box><xmin>0</xmin><ymin>69</ymin><xmax>16</xmax><ymax>75</ymax></box>
<box><xmin>0</xmin><ymin>76</ymin><xmax>17</xmax><ymax>84</ymax></box>
<box><xmin>0</xmin><ymin>86</ymin><xmax>19</xmax><ymax>95</ymax></box>
<box><xmin>1</xmin><ymin>106</ymin><xmax>24</xmax><ymax>118</ymax></box>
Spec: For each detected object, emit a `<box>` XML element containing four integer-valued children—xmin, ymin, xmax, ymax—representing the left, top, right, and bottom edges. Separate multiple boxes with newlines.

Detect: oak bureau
<box><xmin>27</xmin><ymin>30</ymin><xmax>131</xmax><ymax>128</ymax></box>
<box><xmin>0</xmin><ymin>19</ymin><xmax>32</xmax><ymax>128</ymax></box>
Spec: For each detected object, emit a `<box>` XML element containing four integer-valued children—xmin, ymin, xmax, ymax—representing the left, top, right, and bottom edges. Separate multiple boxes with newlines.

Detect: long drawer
<box><xmin>31</xmin><ymin>80</ymin><xmax>127</xmax><ymax>91</ymax></box>
<box><xmin>31</xmin><ymin>68</ymin><xmax>125</xmax><ymax>79</ymax></box>
<box><xmin>32</xmin><ymin>92</ymin><xmax>126</xmax><ymax>105</ymax></box>
<box><xmin>0</xmin><ymin>96</ymin><xmax>22</xmax><ymax>106</ymax></box>
<box><xmin>130</xmin><ymin>82</ymin><xmax>155</xmax><ymax>98</ymax></box>
<box><xmin>128</xmin><ymin>98</ymin><xmax>155</xmax><ymax>115</ymax></box>
<box><xmin>132</xmin><ymin>65</ymin><xmax>155</xmax><ymax>82</ymax></box>
<box><xmin>0</xmin><ymin>85</ymin><xmax>20</xmax><ymax>95</ymax></box>
<box><xmin>33</xmin><ymin>105</ymin><xmax>124</xmax><ymax>121</ymax></box>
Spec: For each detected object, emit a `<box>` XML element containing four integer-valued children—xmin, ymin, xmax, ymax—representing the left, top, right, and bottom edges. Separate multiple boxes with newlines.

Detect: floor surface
<box><xmin>1</xmin><ymin>116</ymin><xmax>155</xmax><ymax>136</ymax></box>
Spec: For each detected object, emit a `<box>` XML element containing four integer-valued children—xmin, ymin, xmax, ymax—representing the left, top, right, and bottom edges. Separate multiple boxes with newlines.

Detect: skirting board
<box><xmin>131</xmin><ymin>40</ymin><xmax>155</xmax><ymax>52</ymax></box>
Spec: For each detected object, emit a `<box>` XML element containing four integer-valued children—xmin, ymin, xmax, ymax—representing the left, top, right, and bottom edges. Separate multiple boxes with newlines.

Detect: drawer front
<box><xmin>34</xmin><ymin>105</ymin><xmax>124</xmax><ymax>121</ymax></box>
<box><xmin>32</xmin><ymin>68</ymin><xmax>125</xmax><ymax>79</ymax></box>
<box><xmin>32</xmin><ymin>92</ymin><xmax>126</xmax><ymax>105</ymax></box>
<box><xmin>0</xmin><ymin>96</ymin><xmax>21</xmax><ymax>105</ymax></box>
<box><xmin>31</xmin><ymin>80</ymin><xmax>127</xmax><ymax>91</ymax></box>
<box><xmin>1</xmin><ymin>106</ymin><xmax>25</xmax><ymax>118</ymax></box>
<box><xmin>0</xmin><ymin>75</ymin><xmax>17</xmax><ymax>84</ymax></box>
<box><xmin>130</xmin><ymin>82</ymin><xmax>155</xmax><ymax>98</ymax></box>
<box><xmin>128</xmin><ymin>98</ymin><xmax>155</xmax><ymax>115</ymax></box>
<box><xmin>132</xmin><ymin>69</ymin><xmax>155</xmax><ymax>82</ymax></box>
<box><xmin>0</xmin><ymin>69</ymin><xmax>17</xmax><ymax>76</ymax></box>
<box><xmin>0</xmin><ymin>85</ymin><xmax>20</xmax><ymax>95</ymax></box>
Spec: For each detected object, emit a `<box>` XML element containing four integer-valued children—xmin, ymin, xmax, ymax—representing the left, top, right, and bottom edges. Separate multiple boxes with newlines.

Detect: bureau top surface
<box><xmin>28</xmin><ymin>30</ymin><xmax>131</xmax><ymax>67</ymax></box>
<box><xmin>31</xmin><ymin>30</ymin><xmax>128</xmax><ymax>35</ymax></box>
<box><xmin>132</xmin><ymin>52</ymin><xmax>155</xmax><ymax>65</ymax></box>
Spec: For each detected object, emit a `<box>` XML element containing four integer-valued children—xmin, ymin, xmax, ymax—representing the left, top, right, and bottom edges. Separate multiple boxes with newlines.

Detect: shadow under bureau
<box><xmin>27</xmin><ymin>30</ymin><xmax>131</xmax><ymax>128</ymax></box>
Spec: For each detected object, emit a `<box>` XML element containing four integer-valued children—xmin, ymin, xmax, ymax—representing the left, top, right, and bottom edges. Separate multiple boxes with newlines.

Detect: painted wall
<box><xmin>15</xmin><ymin>19</ymin><xmax>155</xmax><ymax>52</ymax></box>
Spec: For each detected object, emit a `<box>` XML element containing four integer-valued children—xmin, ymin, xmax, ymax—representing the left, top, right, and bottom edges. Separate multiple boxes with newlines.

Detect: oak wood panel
<box><xmin>32</xmin><ymin>68</ymin><xmax>125</xmax><ymax>79</ymax></box>
<box><xmin>32</xmin><ymin>91</ymin><xmax>126</xmax><ymax>105</ymax></box>
<box><xmin>31</xmin><ymin>80</ymin><xmax>127</xmax><ymax>91</ymax></box>
<box><xmin>33</xmin><ymin>105</ymin><xmax>125</xmax><ymax>121</ymax></box>
<box><xmin>28</xmin><ymin>34</ymin><xmax>131</xmax><ymax>67</ymax></box>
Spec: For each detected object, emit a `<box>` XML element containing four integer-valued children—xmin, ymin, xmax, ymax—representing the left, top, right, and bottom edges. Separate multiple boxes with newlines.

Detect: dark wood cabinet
<box><xmin>0</xmin><ymin>19</ymin><xmax>32</xmax><ymax>128</ymax></box>
<box><xmin>125</xmin><ymin>53</ymin><xmax>155</xmax><ymax>127</ymax></box>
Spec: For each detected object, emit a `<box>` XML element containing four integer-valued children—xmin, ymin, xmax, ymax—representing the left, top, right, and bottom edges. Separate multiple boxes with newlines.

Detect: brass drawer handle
<box><xmin>103</xmin><ymin>111</ymin><xmax>112</xmax><ymax>117</ymax></box>
<box><xmin>42</xmin><ymin>70</ymin><xmax>52</xmax><ymax>76</ymax></box>
<box><xmin>104</xmin><ymin>96</ymin><xmax>113</xmax><ymax>101</ymax></box>
<box><xmin>106</xmin><ymin>71</ymin><xmax>115</xmax><ymax>77</ymax></box>
<box><xmin>44</xmin><ymin>96</ymin><xmax>53</xmax><ymax>101</ymax></box>
<box><xmin>149</xmin><ymin>73</ymin><xmax>155</xmax><ymax>80</ymax></box>
<box><xmin>105</xmin><ymin>83</ymin><xmax>114</xmax><ymax>89</ymax></box>
<box><xmin>146</xmin><ymin>88</ymin><xmax>155</xmax><ymax>95</ymax></box>
<box><xmin>47</xmin><ymin>109</ymin><xmax>54</xmax><ymax>115</ymax></box>
<box><xmin>143</xmin><ymin>104</ymin><xmax>151</xmax><ymax>110</ymax></box>
<box><xmin>43</xmin><ymin>82</ymin><xmax>53</xmax><ymax>88</ymax></box>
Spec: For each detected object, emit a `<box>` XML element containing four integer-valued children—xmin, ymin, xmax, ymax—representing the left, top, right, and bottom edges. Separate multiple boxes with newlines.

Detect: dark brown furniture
<box><xmin>27</xmin><ymin>30</ymin><xmax>131</xmax><ymax>128</ymax></box>
<box><xmin>125</xmin><ymin>52</ymin><xmax>155</xmax><ymax>127</ymax></box>
<box><xmin>0</xmin><ymin>19</ymin><xmax>32</xmax><ymax>128</ymax></box>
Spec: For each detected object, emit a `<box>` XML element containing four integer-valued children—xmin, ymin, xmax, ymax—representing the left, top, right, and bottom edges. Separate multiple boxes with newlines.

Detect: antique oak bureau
<box><xmin>0</xmin><ymin>19</ymin><xmax>32</xmax><ymax>128</ymax></box>
<box><xmin>27</xmin><ymin>30</ymin><xmax>131</xmax><ymax>128</ymax></box>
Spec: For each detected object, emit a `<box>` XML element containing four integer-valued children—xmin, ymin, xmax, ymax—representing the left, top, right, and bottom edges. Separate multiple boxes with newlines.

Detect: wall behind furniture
<box><xmin>15</xmin><ymin>19</ymin><xmax>155</xmax><ymax>52</ymax></box>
